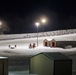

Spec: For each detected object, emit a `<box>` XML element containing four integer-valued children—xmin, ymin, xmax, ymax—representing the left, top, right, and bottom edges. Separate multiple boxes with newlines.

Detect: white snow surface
<box><xmin>0</xmin><ymin>33</ymin><xmax>76</xmax><ymax>56</ymax></box>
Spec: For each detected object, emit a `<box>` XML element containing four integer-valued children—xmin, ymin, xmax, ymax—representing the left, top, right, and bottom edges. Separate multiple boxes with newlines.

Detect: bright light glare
<box><xmin>42</xmin><ymin>19</ymin><xmax>46</xmax><ymax>23</ymax></box>
<box><xmin>35</xmin><ymin>22</ymin><xmax>40</xmax><ymax>27</ymax></box>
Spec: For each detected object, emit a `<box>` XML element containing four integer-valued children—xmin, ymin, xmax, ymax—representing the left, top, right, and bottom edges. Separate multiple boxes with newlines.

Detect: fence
<box><xmin>0</xmin><ymin>29</ymin><xmax>76</xmax><ymax>40</ymax></box>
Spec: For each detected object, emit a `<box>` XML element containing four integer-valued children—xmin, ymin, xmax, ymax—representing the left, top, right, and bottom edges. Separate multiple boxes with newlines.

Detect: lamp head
<box><xmin>35</xmin><ymin>22</ymin><xmax>40</xmax><ymax>27</ymax></box>
<box><xmin>42</xmin><ymin>19</ymin><xmax>46</xmax><ymax>23</ymax></box>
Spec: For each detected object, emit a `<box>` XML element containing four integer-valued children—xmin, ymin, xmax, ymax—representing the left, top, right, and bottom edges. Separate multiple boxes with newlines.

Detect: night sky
<box><xmin>0</xmin><ymin>0</ymin><xmax>76</xmax><ymax>34</ymax></box>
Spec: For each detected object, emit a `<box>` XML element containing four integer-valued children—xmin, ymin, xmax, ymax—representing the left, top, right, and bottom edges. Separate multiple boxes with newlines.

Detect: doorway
<box><xmin>45</xmin><ymin>42</ymin><xmax>47</xmax><ymax>46</ymax></box>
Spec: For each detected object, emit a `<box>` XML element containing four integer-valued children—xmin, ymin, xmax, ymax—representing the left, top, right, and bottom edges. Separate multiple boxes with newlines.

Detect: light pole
<box><xmin>41</xmin><ymin>19</ymin><xmax>46</xmax><ymax>36</ymax></box>
<box><xmin>0</xmin><ymin>21</ymin><xmax>2</xmax><ymax>34</ymax></box>
<box><xmin>35</xmin><ymin>22</ymin><xmax>40</xmax><ymax>46</ymax></box>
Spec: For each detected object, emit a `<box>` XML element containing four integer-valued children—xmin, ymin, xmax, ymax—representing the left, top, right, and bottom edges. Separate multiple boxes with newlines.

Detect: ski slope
<box><xmin>0</xmin><ymin>33</ymin><xmax>76</xmax><ymax>56</ymax></box>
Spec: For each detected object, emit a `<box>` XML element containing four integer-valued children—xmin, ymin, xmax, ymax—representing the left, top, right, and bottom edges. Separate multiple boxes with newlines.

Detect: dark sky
<box><xmin>0</xmin><ymin>0</ymin><xmax>76</xmax><ymax>34</ymax></box>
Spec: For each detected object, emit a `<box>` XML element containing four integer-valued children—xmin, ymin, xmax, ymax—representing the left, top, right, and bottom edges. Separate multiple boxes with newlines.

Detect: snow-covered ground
<box><xmin>0</xmin><ymin>33</ymin><xmax>76</xmax><ymax>57</ymax></box>
<box><xmin>0</xmin><ymin>33</ymin><xmax>76</xmax><ymax>75</ymax></box>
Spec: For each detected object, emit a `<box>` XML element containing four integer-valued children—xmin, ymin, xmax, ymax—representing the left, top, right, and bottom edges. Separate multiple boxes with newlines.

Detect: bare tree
<box><xmin>0</xmin><ymin>21</ymin><xmax>10</xmax><ymax>34</ymax></box>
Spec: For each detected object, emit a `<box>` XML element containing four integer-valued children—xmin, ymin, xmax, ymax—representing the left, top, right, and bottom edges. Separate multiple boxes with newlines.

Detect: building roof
<box><xmin>41</xmin><ymin>52</ymin><xmax>71</xmax><ymax>60</ymax></box>
<box><xmin>46</xmin><ymin>38</ymin><xmax>76</xmax><ymax>41</ymax></box>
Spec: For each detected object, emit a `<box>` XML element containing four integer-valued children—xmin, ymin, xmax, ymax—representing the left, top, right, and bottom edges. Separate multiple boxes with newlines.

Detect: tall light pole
<box><xmin>0</xmin><ymin>21</ymin><xmax>2</xmax><ymax>34</ymax></box>
<box><xmin>41</xmin><ymin>19</ymin><xmax>46</xmax><ymax>36</ymax></box>
<box><xmin>35</xmin><ymin>22</ymin><xmax>40</xmax><ymax>46</ymax></box>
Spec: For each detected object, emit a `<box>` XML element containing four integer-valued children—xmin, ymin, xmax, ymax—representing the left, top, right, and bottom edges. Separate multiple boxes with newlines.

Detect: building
<box><xmin>0</xmin><ymin>57</ymin><xmax>8</xmax><ymax>75</ymax></box>
<box><xmin>30</xmin><ymin>52</ymin><xmax>72</xmax><ymax>75</ymax></box>
<box><xmin>43</xmin><ymin>39</ymin><xmax>56</xmax><ymax>47</ymax></box>
<box><xmin>43</xmin><ymin>39</ymin><xmax>76</xmax><ymax>48</ymax></box>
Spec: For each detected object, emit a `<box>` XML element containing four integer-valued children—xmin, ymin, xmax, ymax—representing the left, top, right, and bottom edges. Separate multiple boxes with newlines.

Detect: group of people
<box><xmin>29</xmin><ymin>43</ymin><xmax>36</xmax><ymax>49</ymax></box>
<box><xmin>9</xmin><ymin>45</ymin><xmax>17</xmax><ymax>49</ymax></box>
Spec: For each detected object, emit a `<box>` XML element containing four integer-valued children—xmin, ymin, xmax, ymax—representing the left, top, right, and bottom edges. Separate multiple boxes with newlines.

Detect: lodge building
<box><xmin>43</xmin><ymin>39</ymin><xmax>76</xmax><ymax>48</ymax></box>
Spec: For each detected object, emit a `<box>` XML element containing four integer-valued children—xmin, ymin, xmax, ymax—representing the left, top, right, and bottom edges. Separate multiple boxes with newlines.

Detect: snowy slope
<box><xmin>0</xmin><ymin>33</ymin><xmax>76</xmax><ymax>57</ymax></box>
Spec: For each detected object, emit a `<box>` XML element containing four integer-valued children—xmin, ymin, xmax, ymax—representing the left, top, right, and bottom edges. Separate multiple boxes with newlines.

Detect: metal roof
<box><xmin>41</xmin><ymin>52</ymin><xmax>71</xmax><ymax>60</ymax></box>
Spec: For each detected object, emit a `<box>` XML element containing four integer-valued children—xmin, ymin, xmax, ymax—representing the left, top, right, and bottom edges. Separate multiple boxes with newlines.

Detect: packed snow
<box><xmin>0</xmin><ymin>33</ymin><xmax>76</xmax><ymax>57</ymax></box>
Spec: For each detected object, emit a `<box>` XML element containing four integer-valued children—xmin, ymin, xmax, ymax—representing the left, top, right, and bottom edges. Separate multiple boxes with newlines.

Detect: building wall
<box><xmin>49</xmin><ymin>41</ymin><xmax>52</xmax><ymax>47</ymax></box>
<box><xmin>0</xmin><ymin>60</ymin><xmax>3</xmax><ymax>75</ymax></box>
<box><xmin>54</xmin><ymin>60</ymin><xmax>72</xmax><ymax>75</ymax></box>
<box><xmin>4</xmin><ymin>59</ymin><xmax>8</xmax><ymax>75</ymax></box>
<box><xmin>0</xmin><ymin>59</ymin><xmax>8</xmax><ymax>75</ymax></box>
<box><xmin>49</xmin><ymin>41</ymin><xmax>56</xmax><ymax>47</ymax></box>
<box><xmin>30</xmin><ymin>54</ymin><xmax>54</xmax><ymax>75</ymax></box>
<box><xmin>43</xmin><ymin>40</ymin><xmax>48</xmax><ymax>46</ymax></box>
<box><xmin>43</xmin><ymin>40</ymin><xmax>50</xmax><ymax>47</ymax></box>
<box><xmin>56</xmin><ymin>41</ymin><xmax>76</xmax><ymax>48</ymax></box>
